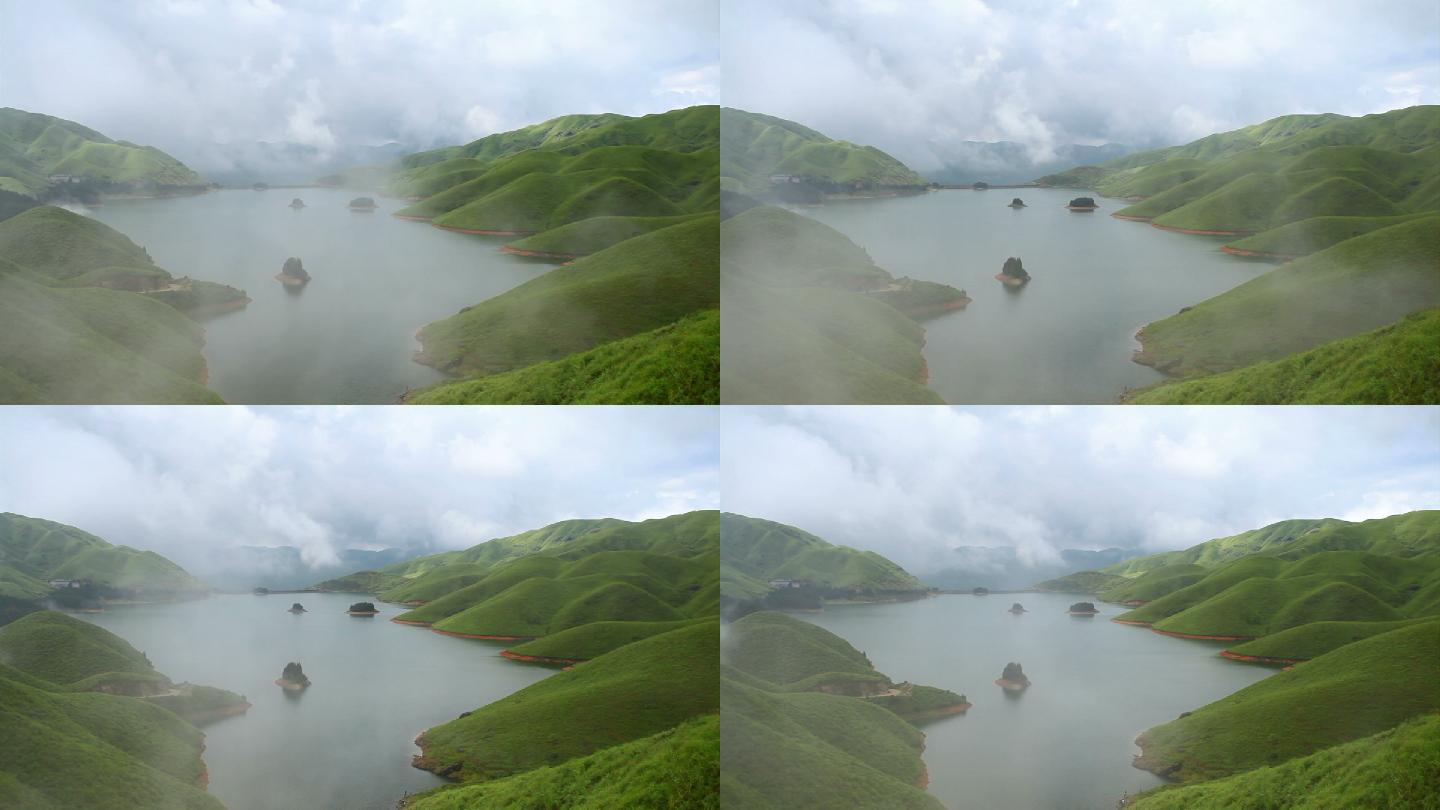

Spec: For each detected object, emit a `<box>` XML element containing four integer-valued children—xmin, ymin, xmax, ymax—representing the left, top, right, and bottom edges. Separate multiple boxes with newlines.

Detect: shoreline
<box><xmin>1150</xmin><ymin>627</ymin><xmax>1255</xmax><ymax>642</ymax></box>
<box><xmin>429</xmin><ymin>627</ymin><xmax>536</xmax><ymax>641</ymax></box>
<box><xmin>432</xmin><ymin>223</ymin><xmax>535</xmax><ymax>237</ymax></box>
<box><xmin>501</xmin><ymin>245</ymin><xmax>582</xmax><ymax>261</ymax></box>
<box><xmin>1219</xmin><ymin>650</ymin><xmax>1305</xmax><ymax>665</ymax></box>
<box><xmin>1220</xmin><ymin>245</ymin><xmax>1297</xmax><ymax>261</ymax></box>
<box><xmin>1149</xmin><ymin>222</ymin><xmax>1252</xmax><ymax>237</ymax></box>
<box><xmin>500</xmin><ymin>650</ymin><xmax>584</xmax><ymax>666</ymax></box>
<box><xmin>390</xmin><ymin>618</ymin><xmax>431</xmax><ymax>626</ymax></box>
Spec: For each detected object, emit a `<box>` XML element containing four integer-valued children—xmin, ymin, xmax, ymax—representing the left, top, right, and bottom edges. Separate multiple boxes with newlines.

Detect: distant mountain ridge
<box><xmin>0</xmin><ymin>513</ymin><xmax>207</xmax><ymax>599</ymax></box>
<box><xmin>721</xmin><ymin>108</ymin><xmax>927</xmax><ymax>196</ymax></box>
<box><xmin>927</xmin><ymin>140</ymin><xmax>1133</xmax><ymax>185</ymax></box>
<box><xmin>921</xmin><ymin>545</ymin><xmax>1135</xmax><ymax>590</ymax></box>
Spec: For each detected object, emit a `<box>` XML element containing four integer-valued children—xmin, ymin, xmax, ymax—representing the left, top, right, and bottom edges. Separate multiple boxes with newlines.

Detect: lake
<box><xmin>81</xmin><ymin>592</ymin><xmax>552</xmax><ymax>810</ymax></box>
<box><xmin>87</xmin><ymin>190</ymin><xmax>547</xmax><ymax>404</ymax></box>
<box><xmin>797</xmin><ymin>188</ymin><xmax>1270</xmax><ymax>403</ymax></box>
<box><xmin>797</xmin><ymin>592</ymin><xmax>1273</xmax><ymax>810</ymax></box>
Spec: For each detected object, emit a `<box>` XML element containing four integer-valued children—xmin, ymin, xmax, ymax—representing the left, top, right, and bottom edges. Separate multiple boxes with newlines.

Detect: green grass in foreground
<box><xmin>1135</xmin><ymin>216</ymin><xmax>1440</xmax><ymax>377</ymax></box>
<box><xmin>508</xmin><ymin>213</ymin><xmax>703</xmax><ymax>256</ymax></box>
<box><xmin>1128</xmin><ymin>307</ymin><xmax>1440</xmax><ymax>404</ymax></box>
<box><xmin>0</xmin><ymin>662</ymin><xmax>220</xmax><ymax>809</ymax></box>
<box><xmin>408</xmin><ymin>309</ymin><xmax>718</xmax><ymax>404</ymax></box>
<box><xmin>1133</xmin><ymin>619</ymin><xmax>1440</xmax><ymax>782</ymax></box>
<box><xmin>1130</xmin><ymin>713</ymin><xmax>1440</xmax><ymax>810</ymax></box>
<box><xmin>1225</xmin><ymin>212</ymin><xmax>1431</xmax><ymax>257</ymax></box>
<box><xmin>415</xmin><ymin>215</ymin><xmax>717</xmax><ymax>378</ymax></box>
<box><xmin>415</xmin><ymin>620</ymin><xmax>718</xmax><ymax>782</ymax></box>
<box><xmin>0</xmin><ymin>611</ymin><xmax>155</xmax><ymax>685</ymax></box>
<box><xmin>724</xmin><ymin>611</ymin><xmax>887</xmax><ymax>692</ymax></box>
<box><xmin>406</xmin><ymin>715</ymin><xmax>717</xmax><ymax>810</ymax></box>
<box><xmin>507</xmin><ymin>618</ymin><xmax>703</xmax><ymax>661</ymax></box>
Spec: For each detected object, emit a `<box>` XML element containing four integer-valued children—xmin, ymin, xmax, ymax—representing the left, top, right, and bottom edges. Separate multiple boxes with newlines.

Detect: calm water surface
<box><xmin>798</xmin><ymin>592</ymin><xmax>1273</xmax><ymax>810</ymax></box>
<box><xmin>799</xmin><ymin>189</ymin><xmax>1271</xmax><ymax>403</ymax></box>
<box><xmin>88</xmin><ymin>190</ymin><xmax>547</xmax><ymax>403</ymax></box>
<box><xmin>82</xmin><ymin>593</ymin><xmax>551</xmax><ymax>810</ymax></box>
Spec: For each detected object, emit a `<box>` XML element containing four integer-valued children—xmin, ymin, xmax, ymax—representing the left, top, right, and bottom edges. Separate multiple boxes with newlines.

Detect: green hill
<box><xmin>406</xmin><ymin>307</ymin><xmax>718</xmax><ymax>404</ymax></box>
<box><xmin>725</xmin><ymin>611</ymin><xmax>889</xmax><ymax>693</ymax></box>
<box><xmin>721</xmin><ymin>108</ymin><xmax>926</xmax><ymax>195</ymax></box>
<box><xmin>1127</xmin><ymin>307</ymin><xmax>1440</xmax><ymax>404</ymax></box>
<box><xmin>1223</xmin><ymin>212</ymin><xmax>1432</xmax><ymax>259</ymax></box>
<box><xmin>1133</xmin><ymin>216</ymin><xmax>1440</xmax><ymax>377</ymax></box>
<box><xmin>1112</xmin><ymin>551</ymin><xmax>1440</xmax><ymax>639</ymax></box>
<box><xmin>0</xmin><ymin>611</ymin><xmax>246</xmax><ymax>724</ymax></box>
<box><xmin>1132</xmin><ymin>620</ymin><xmax>1440</xmax><ymax>782</ymax></box>
<box><xmin>413</xmin><ymin>214</ymin><xmax>717</xmax><ymax>380</ymax></box>
<box><xmin>0</xmin><ymin>108</ymin><xmax>203</xmax><ymax>197</ymax></box>
<box><xmin>506</xmin><ymin>213</ymin><xmax>705</xmax><ymax>258</ymax></box>
<box><xmin>720</xmin><ymin>206</ymin><xmax>966</xmax><ymax>404</ymax></box>
<box><xmin>0</xmin><ymin>661</ymin><xmax>221</xmax><ymax>809</ymax></box>
<box><xmin>1128</xmin><ymin>713</ymin><xmax>1440</xmax><ymax>810</ymax></box>
<box><xmin>406</xmin><ymin>714</ymin><xmax>717</xmax><ymax>810</ymax></box>
<box><xmin>720</xmin><ymin>513</ymin><xmax>927</xmax><ymax>600</ymax></box>
<box><xmin>1225</xmin><ymin>617</ymin><xmax>1431</xmax><ymax>662</ymax></box>
<box><xmin>413</xmin><ymin>620</ymin><xmax>718</xmax><ymax>782</ymax></box>
<box><xmin>505</xmin><ymin>618</ymin><xmax>705</xmax><ymax>663</ymax></box>
<box><xmin>0</xmin><ymin>513</ymin><xmax>208</xmax><ymax>598</ymax></box>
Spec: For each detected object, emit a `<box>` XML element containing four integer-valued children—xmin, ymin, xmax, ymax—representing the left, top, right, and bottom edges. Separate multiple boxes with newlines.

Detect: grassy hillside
<box><xmin>725</xmin><ymin>611</ymin><xmax>888</xmax><ymax>693</ymax></box>
<box><xmin>0</xmin><ymin>661</ymin><xmax>221</xmax><ymax>809</ymax></box>
<box><xmin>1225</xmin><ymin>617</ymin><xmax>1431</xmax><ymax>662</ymax></box>
<box><xmin>1129</xmin><ymin>713</ymin><xmax>1440</xmax><ymax>810</ymax></box>
<box><xmin>414</xmin><ymin>214</ymin><xmax>717</xmax><ymax>378</ymax></box>
<box><xmin>0</xmin><ymin>107</ymin><xmax>203</xmax><ymax>197</ymax></box>
<box><xmin>721</xmin><ymin>108</ymin><xmax>926</xmax><ymax>195</ymax></box>
<box><xmin>0</xmin><ymin>611</ymin><xmax>246</xmax><ymax>724</ymax></box>
<box><xmin>406</xmin><ymin>714</ymin><xmax>717</xmax><ymax>810</ymax></box>
<box><xmin>1128</xmin><ymin>307</ymin><xmax>1440</xmax><ymax>404</ymax></box>
<box><xmin>720</xmin><ymin>513</ymin><xmax>927</xmax><ymax>600</ymax></box>
<box><xmin>406</xmin><ymin>308</ymin><xmax>718</xmax><ymax>404</ymax></box>
<box><xmin>414</xmin><ymin>620</ymin><xmax>718</xmax><ymax>782</ymax></box>
<box><xmin>1132</xmin><ymin>620</ymin><xmax>1440</xmax><ymax>782</ymax></box>
<box><xmin>1224</xmin><ymin>212</ymin><xmax>1432</xmax><ymax>258</ymax></box>
<box><xmin>505</xmin><ymin>618</ymin><xmax>704</xmax><ymax>662</ymax></box>
<box><xmin>387</xmin><ymin>106</ymin><xmax>718</xmax><ymax>404</ymax></box>
<box><xmin>0</xmin><ymin>513</ymin><xmax>208</xmax><ymax>597</ymax></box>
<box><xmin>1133</xmin><ymin>216</ymin><xmax>1440</xmax><ymax>377</ymax></box>
<box><xmin>721</xmin><ymin>206</ymin><xmax>966</xmax><ymax>404</ymax></box>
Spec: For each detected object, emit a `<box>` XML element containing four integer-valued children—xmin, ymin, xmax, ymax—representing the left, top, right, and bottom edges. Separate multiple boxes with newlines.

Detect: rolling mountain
<box><xmin>721</xmin><ymin>108</ymin><xmax>927</xmax><ymax>196</ymax></box>
<box><xmin>0</xmin><ymin>513</ymin><xmax>208</xmax><ymax>600</ymax></box>
<box><xmin>0</xmin><ymin>107</ymin><xmax>203</xmax><ymax>197</ymax></box>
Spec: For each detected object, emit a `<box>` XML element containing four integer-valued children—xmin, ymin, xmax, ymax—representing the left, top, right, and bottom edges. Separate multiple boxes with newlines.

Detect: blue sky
<box><xmin>721</xmin><ymin>406</ymin><xmax>1440</xmax><ymax>573</ymax></box>
<box><xmin>723</xmin><ymin>0</ymin><xmax>1440</xmax><ymax>169</ymax></box>
<box><xmin>0</xmin><ymin>0</ymin><xmax>718</xmax><ymax>154</ymax></box>
<box><xmin>0</xmin><ymin>406</ymin><xmax>719</xmax><ymax>571</ymax></box>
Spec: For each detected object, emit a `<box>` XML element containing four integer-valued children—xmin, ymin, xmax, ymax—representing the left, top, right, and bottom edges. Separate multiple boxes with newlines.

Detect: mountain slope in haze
<box><xmin>0</xmin><ymin>513</ymin><xmax>208</xmax><ymax>599</ymax></box>
<box><xmin>386</xmin><ymin>106</ymin><xmax>719</xmax><ymax>403</ymax></box>
<box><xmin>721</xmin><ymin>108</ymin><xmax>927</xmax><ymax>196</ymax></box>
<box><xmin>720</xmin><ymin>513</ymin><xmax>926</xmax><ymax>604</ymax></box>
<box><xmin>0</xmin><ymin>107</ymin><xmax>203</xmax><ymax>197</ymax></box>
<box><xmin>720</xmin><ymin>205</ymin><xmax>967</xmax><ymax>404</ymax></box>
<box><xmin>928</xmin><ymin>139</ymin><xmax>1133</xmax><ymax>186</ymax></box>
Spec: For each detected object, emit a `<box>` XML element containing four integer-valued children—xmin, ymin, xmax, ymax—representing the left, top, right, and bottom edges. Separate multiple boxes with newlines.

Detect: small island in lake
<box><xmin>288</xmin><ymin>602</ymin><xmax>306</xmax><ymax>614</ymax></box>
<box><xmin>1068</xmin><ymin>601</ymin><xmax>1100</xmax><ymax>615</ymax></box>
<box><xmin>347</xmin><ymin>601</ymin><xmax>379</xmax><ymax>616</ymax></box>
<box><xmin>1009</xmin><ymin>602</ymin><xmax>1026</xmax><ymax>614</ymax></box>
<box><xmin>1066</xmin><ymin>196</ymin><xmax>1099</xmax><ymax>211</ymax></box>
<box><xmin>973</xmin><ymin>181</ymin><xmax>989</xmax><ymax>190</ymax></box>
<box><xmin>995</xmin><ymin>661</ymin><xmax>1030</xmax><ymax>691</ymax></box>
<box><xmin>973</xmin><ymin>586</ymin><xmax>989</xmax><ymax>596</ymax></box>
<box><xmin>995</xmin><ymin>256</ymin><xmax>1031</xmax><ymax>287</ymax></box>
<box><xmin>289</xmin><ymin>198</ymin><xmax>305</xmax><ymax>209</ymax></box>
<box><xmin>1008</xmin><ymin>197</ymin><xmax>1026</xmax><ymax>208</ymax></box>
<box><xmin>275</xmin><ymin>661</ymin><xmax>310</xmax><ymax>690</ymax></box>
<box><xmin>348</xmin><ymin>196</ymin><xmax>378</xmax><ymax>211</ymax></box>
<box><xmin>275</xmin><ymin>256</ymin><xmax>310</xmax><ymax>287</ymax></box>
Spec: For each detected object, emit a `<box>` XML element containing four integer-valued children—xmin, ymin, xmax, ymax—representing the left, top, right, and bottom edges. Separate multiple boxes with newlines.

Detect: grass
<box><xmin>414</xmin><ymin>215</ymin><xmax>718</xmax><ymax>378</ymax></box>
<box><xmin>720</xmin><ymin>669</ymin><xmax>943</xmax><ymax>809</ymax></box>
<box><xmin>0</xmin><ymin>107</ymin><xmax>201</xmax><ymax>196</ymax></box>
<box><xmin>406</xmin><ymin>714</ymin><xmax>717</xmax><ymax>810</ymax></box>
<box><xmin>431</xmin><ymin>575</ymin><xmax>686</xmax><ymax>638</ymax></box>
<box><xmin>0</xmin><ymin>662</ymin><xmax>221</xmax><ymax>809</ymax></box>
<box><xmin>724</xmin><ymin>611</ymin><xmax>886</xmax><ymax>691</ymax></box>
<box><xmin>1132</xmin><ymin>620</ymin><xmax>1440</xmax><ymax>782</ymax></box>
<box><xmin>720</xmin><ymin>513</ymin><xmax>925</xmax><ymax>597</ymax></box>
<box><xmin>508</xmin><ymin>213</ymin><xmax>703</xmax><ymax>257</ymax></box>
<box><xmin>1128</xmin><ymin>307</ymin><xmax>1440</xmax><ymax>404</ymax></box>
<box><xmin>1226</xmin><ymin>617</ymin><xmax>1431</xmax><ymax>661</ymax></box>
<box><xmin>1129</xmin><ymin>713</ymin><xmax>1440</xmax><ymax>809</ymax></box>
<box><xmin>0</xmin><ymin>513</ymin><xmax>209</xmax><ymax>595</ymax></box>
<box><xmin>407</xmin><ymin>308</ymin><xmax>719</xmax><ymax>404</ymax></box>
<box><xmin>1225</xmin><ymin>212</ymin><xmax>1431</xmax><ymax>257</ymax></box>
<box><xmin>0</xmin><ymin>611</ymin><xmax>156</xmax><ymax>685</ymax></box>
<box><xmin>1134</xmin><ymin>216</ymin><xmax>1440</xmax><ymax>376</ymax></box>
<box><xmin>720</xmin><ymin>108</ymin><xmax>926</xmax><ymax>193</ymax></box>
<box><xmin>414</xmin><ymin>620</ymin><xmax>718</xmax><ymax>782</ymax></box>
<box><xmin>506</xmin><ymin>618</ymin><xmax>705</xmax><ymax>661</ymax></box>
<box><xmin>1113</xmin><ymin>551</ymin><xmax>1440</xmax><ymax>637</ymax></box>
<box><xmin>1098</xmin><ymin>565</ymin><xmax>1208</xmax><ymax>602</ymax></box>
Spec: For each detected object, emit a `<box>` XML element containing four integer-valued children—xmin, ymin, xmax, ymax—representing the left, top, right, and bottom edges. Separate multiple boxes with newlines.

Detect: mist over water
<box><xmin>797</xmin><ymin>593</ymin><xmax>1272</xmax><ymax>810</ymax></box>
<box><xmin>798</xmin><ymin>188</ymin><xmax>1270</xmax><ymax>403</ymax></box>
<box><xmin>87</xmin><ymin>189</ymin><xmax>548</xmax><ymax>403</ymax></box>
<box><xmin>81</xmin><ymin>593</ymin><xmax>552</xmax><ymax>810</ymax></box>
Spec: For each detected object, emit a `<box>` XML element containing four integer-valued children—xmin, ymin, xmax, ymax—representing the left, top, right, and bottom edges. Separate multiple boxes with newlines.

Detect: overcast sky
<box><xmin>0</xmin><ymin>406</ymin><xmax>718</xmax><ymax>572</ymax></box>
<box><xmin>722</xmin><ymin>406</ymin><xmax>1440</xmax><ymax>574</ymax></box>
<box><xmin>0</xmin><ymin>0</ymin><xmax>717</xmax><ymax>156</ymax></box>
<box><xmin>724</xmin><ymin>0</ymin><xmax>1440</xmax><ymax>170</ymax></box>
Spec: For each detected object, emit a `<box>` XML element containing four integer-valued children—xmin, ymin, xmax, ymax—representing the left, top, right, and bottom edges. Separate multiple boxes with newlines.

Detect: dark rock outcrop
<box><xmin>276</xmin><ymin>661</ymin><xmax>310</xmax><ymax>689</ymax></box>
<box><xmin>1008</xmin><ymin>197</ymin><xmax>1026</xmax><ymax>208</ymax></box>
<box><xmin>1009</xmin><ymin>602</ymin><xmax>1026</xmax><ymax>614</ymax></box>
<box><xmin>347</xmin><ymin>601</ymin><xmax>378</xmax><ymax>616</ymax></box>
<box><xmin>288</xmin><ymin>603</ymin><xmax>306</xmax><ymax>613</ymax></box>
<box><xmin>1068</xmin><ymin>601</ymin><xmax>1099</xmax><ymax>615</ymax></box>
<box><xmin>289</xmin><ymin>198</ymin><xmax>305</xmax><ymax>209</ymax></box>
<box><xmin>348</xmin><ymin>197</ymin><xmax>378</xmax><ymax>210</ymax></box>
<box><xmin>275</xmin><ymin>257</ymin><xmax>310</xmax><ymax>287</ymax></box>
<box><xmin>996</xmin><ymin>661</ymin><xmax>1030</xmax><ymax>690</ymax></box>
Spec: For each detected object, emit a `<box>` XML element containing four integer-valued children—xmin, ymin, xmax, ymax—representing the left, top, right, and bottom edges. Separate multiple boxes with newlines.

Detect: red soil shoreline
<box><xmin>390</xmin><ymin>618</ymin><xmax>431</xmax><ymax>626</ymax></box>
<box><xmin>1220</xmin><ymin>245</ymin><xmax>1298</xmax><ymax>261</ymax></box>
<box><xmin>501</xmin><ymin>245</ymin><xmax>583</xmax><ymax>260</ymax></box>
<box><xmin>1111</xmin><ymin>618</ymin><xmax>1152</xmax><ymax>626</ymax></box>
<box><xmin>1111</xmin><ymin>213</ymin><xmax>1151</xmax><ymax>222</ymax></box>
<box><xmin>1149</xmin><ymin>627</ymin><xmax>1256</xmax><ymax>642</ymax></box>
<box><xmin>500</xmin><ymin>650</ymin><xmax>585</xmax><ymax>666</ymax></box>
<box><xmin>1149</xmin><ymin>222</ymin><xmax>1252</xmax><ymax>236</ymax></box>
<box><xmin>1219</xmin><ymin>650</ymin><xmax>1306</xmax><ymax>665</ymax></box>
<box><xmin>429</xmin><ymin>627</ymin><xmax>536</xmax><ymax>641</ymax></box>
<box><xmin>391</xmin><ymin>214</ymin><xmax>431</xmax><ymax>222</ymax></box>
<box><xmin>432</xmin><ymin>223</ymin><xmax>536</xmax><ymax>236</ymax></box>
